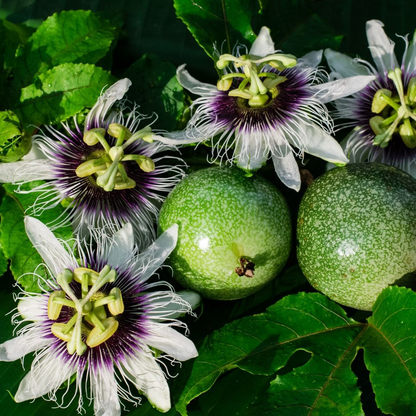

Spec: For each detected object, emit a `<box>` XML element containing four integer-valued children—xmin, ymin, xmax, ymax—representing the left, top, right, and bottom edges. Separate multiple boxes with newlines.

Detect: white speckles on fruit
<box><xmin>158</xmin><ymin>167</ymin><xmax>292</xmax><ymax>300</ymax></box>
<box><xmin>297</xmin><ymin>163</ymin><xmax>416</xmax><ymax>311</ymax></box>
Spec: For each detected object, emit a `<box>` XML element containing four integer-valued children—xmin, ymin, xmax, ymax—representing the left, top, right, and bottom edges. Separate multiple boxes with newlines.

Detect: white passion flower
<box><xmin>0</xmin><ymin>79</ymin><xmax>184</xmax><ymax>250</ymax></box>
<box><xmin>325</xmin><ymin>20</ymin><xmax>416</xmax><ymax>177</ymax></box>
<box><xmin>161</xmin><ymin>27</ymin><xmax>376</xmax><ymax>191</ymax></box>
<box><xmin>0</xmin><ymin>217</ymin><xmax>199</xmax><ymax>415</ymax></box>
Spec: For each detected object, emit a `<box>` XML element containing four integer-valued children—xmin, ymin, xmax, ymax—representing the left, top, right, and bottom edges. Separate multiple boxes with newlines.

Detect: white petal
<box><xmin>310</xmin><ymin>75</ymin><xmax>376</xmax><ymax>104</ymax></box>
<box><xmin>0</xmin><ymin>160</ymin><xmax>54</xmax><ymax>183</ymax></box>
<box><xmin>366</xmin><ymin>19</ymin><xmax>398</xmax><ymax>74</ymax></box>
<box><xmin>235</xmin><ymin>134</ymin><xmax>269</xmax><ymax>171</ymax></box>
<box><xmin>145</xmin><ymin>324</ymin><xmax>198</xmax><ymax>361</ymax></box>
<box><xmin>154</xmin><ymin>290</ymin><xmax>201</xmax><ymax>320</ymax></box>
<box><xmin>135</xmin><ymin>224</ymin><xmax>178</xmax><ymax>282</ymax></box>
<box><xmin>299</xmin><ymin>50</ymin><xmax>323</xmax><ymax>68</ymax></box>
<box><xmin>18</xmin><ymin>296</ymin><xmax>47</xmax><ymax>321</ymax></box>
<box><xmin>249</xmin><ymin>26</ymin><xmax>275</xmax><ymax>56</ymax></box>
<box><xmin>22</xmin><ymin>140</ymin><xmax>48</xmax><ymax>161</ymax></box>
<box><xmin>271</xmin><ymin>152</ymin><xmax>301</xmax><ymax>192</ymax></box>
<box><xmin>176</xmin><ymin>64</ymin><xmax>217</xmax><ymax>95</ymax></box>
<box><xmin>0</xmin><ymin>331</ymin><xmax>51</xmax><ymax>362</ymax></box>
<box><xmin>91</xmin><ymin>365</ymin><xmax>121</xmax><ymax>416</ymax></box>
<box><xmin>122</xmin><ymin>350</ymin><xmax>171</xmax><ymax>413</ymax></box>
<box><xmin>106</xmin><ymin>223</ymin><xmax>134</xmax><ymax>268</ymax></box>
<box><xmin>85</xmin><ymin>78</ymin><xmax>132</xmax><ymax>131</ymax></box>
<box><xmin>295</xmin><ymin>121</ymin><xmax>349</xmax><ymax>164</ymax></box>
<box><xmin>24</xmin><ymin>217</ymin><xmax>73</xmax><ymax>277</ymax></box>
<box><xmin>177</xmin><ymin>290</ymin><xmax>201</xmax><ymax>312</ymax></box>
<box><xmin>404</xmin><ymin>30</ymin><xmax>416</xmax><ymax>74</ymax></box>
<box><xmin>324</xmin><ymin>49</ymin><xmax>372</xmax><ymax>78</ymax></box>
<box><xmin>15</xmin><ymin>352</ymin><xmax>76</xmax><ymax>402</ymax></box>
<box><xmin>153</xmin><ymin>129</ymin><xmax>203</xmax><ymax>145</ymax></box>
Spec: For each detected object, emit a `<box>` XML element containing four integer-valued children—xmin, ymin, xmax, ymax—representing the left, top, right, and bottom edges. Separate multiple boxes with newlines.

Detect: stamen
<box><xmin>86</xmin><ymin>317</ymin><xmax>119</xmax><ymax>348</ymax></box>
<box><xmin>107</xmin><ymin>288</ymin><xmax>124</xmax><ymax>316</ymax></box>
<box><xmin>48</xmin><ymin>290</ymin><xmax>66</xmax><ymax>320</ymax></box>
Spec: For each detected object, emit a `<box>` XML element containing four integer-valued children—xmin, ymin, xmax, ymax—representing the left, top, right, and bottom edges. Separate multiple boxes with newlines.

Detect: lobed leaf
<box><xmin>0</xmin><ymin>182</ymin><xmax>73</xmax><ymax>292</ymax></box>
<box><xmin>173</xmin><ymin>0</ymin><xmax>256</xmax><ymax>59</ymax></box>
<box><xmin>14</xmin><ymin>10</ymin><xmax>118</xmax><ymax>86</ymax></box>
<box><xmin>15</xmin><ymin>63</ymin><xmax>116</xmax><ymax>125</ymax></box>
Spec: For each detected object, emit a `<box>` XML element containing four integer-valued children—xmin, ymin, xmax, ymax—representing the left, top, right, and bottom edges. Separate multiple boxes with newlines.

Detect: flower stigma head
<box><xmin>50</xmin><ymin>266</ymin><xmax>123</xmax><ymax>356</ymax></box>
<box><xmin>370</xmin><ymin>68</ymin><xmax>416</xmax><ymax>149</ymax></box>
<box><xmin>215</xmin><ymin>52</ymin><xmax>297</xmax><ymax>108</ymax></box>
<box><xmin>75</xmin><ymin>123</ymin><xmax>157</xmax><ymax>191</ymax></box>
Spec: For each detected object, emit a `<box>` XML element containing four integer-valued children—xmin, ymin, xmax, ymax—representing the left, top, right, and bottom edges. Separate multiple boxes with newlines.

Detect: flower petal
<box><xmin>153</xmin><ymin>290</ymin><xmax>201</xmax><ymax>320</ymax></box>
<box><xmin>18</xmin><ymin>295</ymin><xmax>47</xmax><ymax>321</ymax></box>
<box><xmin>85</xmin><ymin>78</ymin><xmax>132</xmax><ymax>131</ymax></box>
<box><xmin>235</xmin><ymin>133</ymin><xmax>269</xmax><ymax>171</ymax></box>
<box><xmin>176</xmin><ymin>64</ymin><xmax>217</xmax><ymax>95</ymax></box>
<box><xmin>271</xmin><ymin>152</ymin><xmax>301</xmax><ymax>192</ymax></box>
<box><xmin>299</xmin><ymin>50</ymin><xmax>323</xmax><ymax>68</ymax></box>
<box><xmin>135</xmin><ymin>224</ymin><xmax>178</xmax><ymax>282</ymax></box>
<box><xmin>0</xmin><ymin>331</ymin><xmax>51</xmax><ymax>362</ymax></box>
<box><xmin>91</xmin><ymin>364</ymin><xmax>121</xmax><ymax>416</ymax></box>
<box><xmin>324</xmin><ymin>49</ymin><xmax>372</xmax><ymax>78</ymax></box>
<box><xmin>153</xmin><ymin>129</ymin><xmax>203</xmax><ymax>145</ymax></box>
<box><xmin>404</xmin><ymin>31</ymin><xmax>416</xmax><ymax>75</ymax></box>
<box><xmin>24</xmin><ymin>216</ymin><xmax>73</xmax><ymax>277</ymax></box>
<box><xmin>0</xmin><ymin>160</ymin><xmax>54</xmax><ymax>183</ymax></box>
<box><xmin>106</xmin><ymin>223</ymin><xmax>134</xmax><ymax>268</ymax></box>
<box><xmin>15</xmin><ymin>351</ymin><xmax>76</xmax><ymax>402</ymax></box>
<box><xmin>366</xmin><ymin>19</ymin><xmax>398</xmax><ymax>74</ymax></box>
<box><xmin>121</xmin><ymin>350</ymin><xmax>171</xmax><ymax>413</ymax></box>
<box><xmin>294</xmin><ymin>121</ymin><xmax>349</xmax><ymax>164</ymax></box>
<box><xmin>145</xmin><ymin>324</ymin><xmax>198</xmax><ymax>361</ymax></box>
<box><xmin>310</xmin><ymin>75</ymin><xmax>376</xmax><ymax>104</ymax></box>
<box><xmin>249</xmin><ymin>26</ymin><xmax>275</xmax><ymax>57</ymax></box>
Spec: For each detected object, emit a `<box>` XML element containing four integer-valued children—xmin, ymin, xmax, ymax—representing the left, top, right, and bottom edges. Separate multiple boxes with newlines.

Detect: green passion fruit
<box><xmin>297</xmin><ymin>163</ymin><xmax>416</xmax><ymax>311</ymax></box>
<box><xmin>158</xmin><ymin>167</ymin><xmax>292</xmax><ymax>300</ymax></box>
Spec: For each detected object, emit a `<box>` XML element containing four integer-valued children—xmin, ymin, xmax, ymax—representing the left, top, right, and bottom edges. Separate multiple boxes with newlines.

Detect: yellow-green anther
<box><xmin>255</xmin><ymin>53</ymin><xmax>297</xmax><ymax>68</ymax></box>
<box><xmin>400</xmin><ymin>119</ymin><xmax>416</xmax><ymax>148</ymax></box>
<box><xmin>73</xmin><ymin>268</ymin><xmax>99</xmax><ymax>286</ymax></box>
<box><xmin>94</xmin><ymin>295</ymin><xmax>116</xmax><ymax>308</ymax></box>
<box><xmin>229</xmin><ymin>89</ymin><xmax>253</xmax><ymax>99</ymax></box>
<box><xmin>108</xmin><ymin>287</ymin><xmax>124</xmax><ymax>316</ymax></box>
<box><xmin>248</xmin><ymin>94</ymin><xmax>270</xmax><ymax>107</ymax></box>
<box><xmin>121</xmin><ymin>154</ymin><xmax>155</xmax><ymax>172</ymax></box>
<box><xmin>51</xmin><ymin>323</ymin><xmax>73</xmax><ymax>342</ymax></box>
<box><xmin>114</xmin><ymin>176</ymin><xmax>136</xmax><ymax>190</ymax></box>
<box><xmin>263</xmin><ymin>76</ymin><xmax>287</xmax><ymax>89</ymax></box>
<box><xmin>141</xmin><ymin>133</ymin><xmax>154</xmax><ymax>143</ymax></box>
<box><xmin>217</xmin><ymin>78</ymin><xmax>233</xmax><ymax>91</ymax></box>
<box><xmin>408</xmin><ymin>77</ymin><xmax>416</xmax><ymax>103</ymax></box>
<box><xmin>371</xmin><ymin>89</ymin><xmax>393</xmax><ymax>113</ymax></box>
<box><xmin>87</xmin><ymin>311</ymin><xmax>106</xmax><ymax>332</ymax></box>
<box><xmin>108</xmin><ymin>123</ymin><xmax>132</xmax><ymax>142</ymax></box>
<box><xmin>122</xmin><ymin>126</ymin><xmax>153</xmax><ymax>148</ymax></box>
<box><xmin>369</xmin><ymin>116</ymin><xmax>387</xmax><ymax>135</ymax></box>
<box><xmin>84</xmin><ymin>128</ymin><xmax>107</xmax><ymax>146</ymax></box>
<box><xmin>216</xmin><ymin>54</ymin><xmax>239</xmax><ymax>69</ymax></box>
<box><xmin>86</xmin><ymin>317</ymin><xmax>119</xmax><ymax>348</ymax></box>
<box><xmin>48</xmin><ymin>291</ymin><xmax>66</xmax><ymax>320</ymax></box>
<box><xmin>75</xmin><ymin>158</ymin><xmax>108</xmax><ymax>178</ymax></box>
<box><xmin>62</xmin><ymin>313</ymin><xmax>78</xmax><ymax>335</ymax></box>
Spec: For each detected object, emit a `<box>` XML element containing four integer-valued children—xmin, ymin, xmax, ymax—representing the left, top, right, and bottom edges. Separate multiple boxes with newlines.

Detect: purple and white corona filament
<box><xmin>0</xmin><ymin>79</ymin><xmax>184</xmax><ymax>250</ymax></box>
<box><xmin>162</xmin><ymin>27</ymin><xmax>375</xmax><ymax>191</ymax></box>
<box><xmin>325</xmin><ymin>20</ymin><xmax>416</xmax><ymax>177</ymax></box>
<box><xmin>0</xmin><ymin>217</ymin><xmax>199</xmax><ymax>415</ymax></box>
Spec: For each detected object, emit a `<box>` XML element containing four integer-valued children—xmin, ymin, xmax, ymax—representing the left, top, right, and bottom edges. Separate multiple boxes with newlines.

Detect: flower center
<box><xmin>369</xmin><ymin>68</ymin><xmax>416</xmax><ymax>149</ymax></box>
<box><xmin>48</xmin><ymin>266</ymin><xmax>125</xmax><ymax>355</ymax></box>
<box><xmin>215</xmin><ymin>52</ymin><xmax>297</xmax><ymax>108</ymax></box>
<box><xmin>75</xmin><ymin>124</ymin><xmax>156</xmax><ymax>192</ymax></box>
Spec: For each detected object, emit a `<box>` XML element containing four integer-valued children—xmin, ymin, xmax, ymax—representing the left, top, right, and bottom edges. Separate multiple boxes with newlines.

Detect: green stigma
<box><xmin>49</xmin><ymin>266</ymin><xmax>124</xmax><ymax>356</ymax></box>
<box><xmin>215</xmin><ymin>52</ymin><xmax>297</xmax><ymax>108</ymax></box>
<box><xmin>370</xmin><ymin>68</ymin><xmax>416</xmax><ymax>149</ymax></box>
<box><xmin>76</xmin><ymin>124</ymin><xmax>156</xmax><ymax>192</ymax></box>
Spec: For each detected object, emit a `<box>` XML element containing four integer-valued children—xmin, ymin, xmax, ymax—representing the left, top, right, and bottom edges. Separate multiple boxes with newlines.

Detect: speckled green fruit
<box><xmin>297</xmin><ymin>163</ymin><xmax>416</xmax><ymax>311</ymax></box>
<box><xmin>158</xmin><ymin>167</ymin><xmax>292</xmax><ymax>300</ymax></box>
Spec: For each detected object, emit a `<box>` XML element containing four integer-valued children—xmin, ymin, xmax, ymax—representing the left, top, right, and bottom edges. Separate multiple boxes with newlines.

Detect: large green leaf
<box><xmin>14</xmin><ymin>63</ymin><xmax>116</xmax><ymax>125</ymax></box>
<box><xmin>14</xmin><ymin>10</ymin><xmax>118</xmax><ymax>86</ymax></box>
<box><xmin>0</xmin><ymin>182</ymin><xmax>72</xmax><ymax>292</ymax></box>
<box><xmin>173</xmin><ymin>0</ymin><xmax>257</xmax><ymax>59</ymax></box>
<box><xmin>174</xmin><ymin>287</ymin><xmax>416</xmax><ymax>415</ymax></box>
<box><xmin>124</xmin><ymin>54</ymin><xmax>186</xmax><ymax>131</ymax></box>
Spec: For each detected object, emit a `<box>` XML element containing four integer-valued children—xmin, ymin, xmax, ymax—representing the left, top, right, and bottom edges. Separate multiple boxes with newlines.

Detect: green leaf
<box><xmin>14</xmin><ymin>63</ymin><xmax>116</xmax><ymax>125</ymax></box>
<box><xmin>174</xmin><ymin>292</ymin><xmax>365</xmax><ymax>415</ymax></box>
<box><xmin>0</xmin><ymin>111</ymin><xmax>31</xmax><ymax>162</ymax></box>
<box><xmin>124</xmin><ymin>54</ymin><xmax>186</xmax><ymax>131</ymax></box>
<box><xmin>14</xmin><ymin>10</ymin><xmax>118</xmax><ymax>86</ymax></box>
<box><xmin>0</xmin><ymin>182</ymin><xmax>73</xmax><ymax>292</ymax></box>
<box><xmin>362</xmin><ymin>286</ymin><xmax>416</xmax><ymax>415</ymax></box>
<box><xmin>173</xmin><ymin>0</ymin><xmax>257</xmax><ymax>59</ymax></box>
